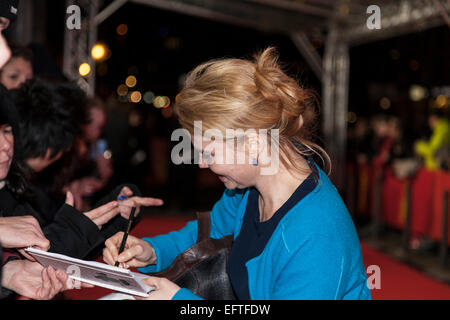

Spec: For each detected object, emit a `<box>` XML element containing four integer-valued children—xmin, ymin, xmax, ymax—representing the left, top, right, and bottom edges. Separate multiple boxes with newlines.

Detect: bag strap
<box><xmin>196</xmin><ymin>211</ymin><xmax>211</xmax><ymax>243</ymax></box>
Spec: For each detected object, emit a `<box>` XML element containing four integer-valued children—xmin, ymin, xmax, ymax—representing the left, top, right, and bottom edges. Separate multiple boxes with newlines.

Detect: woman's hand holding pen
<box><xmin>103</xmin><ymin>232</ymin><xmax>156</xmax><ymax>269</ymax></box>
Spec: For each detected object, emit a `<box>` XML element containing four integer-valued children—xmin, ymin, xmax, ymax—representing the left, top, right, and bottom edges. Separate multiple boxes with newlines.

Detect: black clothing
<box><xmin>0</xmin><ymin>183</ymin><xmax>142</xmax><ymax>259</ymax></box>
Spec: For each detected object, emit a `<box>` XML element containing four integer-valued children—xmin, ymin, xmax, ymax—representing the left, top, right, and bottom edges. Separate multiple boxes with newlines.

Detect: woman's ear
<box><xmin>248</xmin><ymin>131</ymin><xmax>268</xmax><ymax>167</ymax></box>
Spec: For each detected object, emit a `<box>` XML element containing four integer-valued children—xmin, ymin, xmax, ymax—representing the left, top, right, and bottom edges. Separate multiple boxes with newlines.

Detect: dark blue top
<box><xmin>227</xmin><ymin>157</ymin><xmax>318</xmax><ymax>299</ymax></box>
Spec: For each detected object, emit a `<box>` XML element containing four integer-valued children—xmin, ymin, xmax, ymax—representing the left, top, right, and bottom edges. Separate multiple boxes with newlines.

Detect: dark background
<box><xmin>6</xmin><ymin>1</ymin><xmax>449</xmax><ymax>215</ymax></box>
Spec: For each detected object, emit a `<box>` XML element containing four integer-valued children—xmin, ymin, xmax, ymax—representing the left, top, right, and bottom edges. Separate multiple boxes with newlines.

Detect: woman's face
<box><xmin>195</xmin><ymin>136</ymin><xmax>258</xmax><ymax>190</ymax></box>
<box><xmin>0</xmin><ymin>57</ymin><xmax>33</xmax><ymax>90</ymax></box>
<box><xmin>82</xmin><ymin>107</ymin><xmax>106</xmax><ymax>143</ymax></box>
<box><xmin>0</xmin><ymin>124</ymin><xmax>14</xmax><ymax>180</ymax></box>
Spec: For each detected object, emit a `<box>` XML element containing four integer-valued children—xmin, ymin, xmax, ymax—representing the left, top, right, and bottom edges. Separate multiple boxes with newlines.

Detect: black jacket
<box><xmin>0</xmin><ymin>183</ymin><xmax>142</xmax><ymax>259</ymax></box>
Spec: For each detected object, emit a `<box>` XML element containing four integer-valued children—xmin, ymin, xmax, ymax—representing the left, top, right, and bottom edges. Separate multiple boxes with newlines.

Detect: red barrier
<box><xmin>355</xmin><ymin>163</ymin><xmax>373</xmax><ymax>217</ymax></box>
<box><xmin>410</xmin><ymin>168</ymin><xmax>435</xmax><ymax>238</ymax></box>
<box><xmin>381</xmin><ymin>167</ymin><xmax>407</xmax><ymax>230</ymax></box>
<box><xmin>430</xmin><ymin>170</ymin><xmax>450</xmax><ymax>245</ymax></box>
<box><xmin>354</xmin><ymin>163</ymin><xmax>449</xmax><ymax>244</ymax></box>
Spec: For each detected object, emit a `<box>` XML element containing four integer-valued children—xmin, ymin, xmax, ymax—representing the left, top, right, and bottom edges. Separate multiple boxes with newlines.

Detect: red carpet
<box><xmin>361</xmin><ymin>242</ymin><xmax>450</xmax><ymax>300</ymax></box>
<box><xmin>63</xmin><ymin>215</ymin><xmax>450</xmax><ymax>300</ymax></box>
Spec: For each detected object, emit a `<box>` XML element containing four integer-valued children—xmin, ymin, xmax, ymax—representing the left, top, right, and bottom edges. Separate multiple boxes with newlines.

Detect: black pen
<box><xmin>114</xmin><ymin>197</ymin><xmax>137</xmax><ymax>267</ymax></box>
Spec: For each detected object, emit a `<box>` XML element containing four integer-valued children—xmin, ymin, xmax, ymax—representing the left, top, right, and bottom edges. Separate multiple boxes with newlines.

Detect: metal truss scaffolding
<box><xmin>62</xmin><ymin>0</ymin><xmax>450</xmax><ymax>190</ymax></box>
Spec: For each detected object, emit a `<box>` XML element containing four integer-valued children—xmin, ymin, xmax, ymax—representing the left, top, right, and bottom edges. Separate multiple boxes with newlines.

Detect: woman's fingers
<box><xmin>118</xmin><ymin>197</ymin><xmax>164</xmax><ymax>219</ymax></box>
<box><xmin>118</xmin><ymin>186</ymin><xmax>134</xmax><ymax>198</ymax></box>
<box><xmin>119</xmin><ymin>197</ymin><xmax>164</xmax><ymax>208</ymax></box>
<box><xmin>103</xmin><ymin>232</ymin><xmax>123</xmax><ymax>264</ymax></box>
<box><xmin>31</xmin><ymin>232</ymin><xmax>51</xmax><ymax>251</ymax></box>
<box><xmin>117</xmin><ymin>244</ymin><xmax>144</xmax><ymax>264</ymax></box>
<box><xmin>137</xmin><ymin>276</ymin><xmax>181</xmax><ymax>300</ymax></box>
<box><xmin>86</xmin><ymin>201</ymin><xmax>119</xmax><ymax>219</ymax></box>
<box><xmin>18</xmin><ymin>248</ymin><xmax>37</xmax><ymax>262</ymax></box>
<box><xmin>84</xmin><ymin>201</ymin><xmax>120</xmax><ymax>228</ymax></box>
<box><xmin>38</xmin><ymin>267</ymin><xmax>52</xmax><ymax>300</ymax></box>
<box><xmin>65</xmin><ymin>191</ymin><xmax>75</xmax><ymax>207</ymax></box>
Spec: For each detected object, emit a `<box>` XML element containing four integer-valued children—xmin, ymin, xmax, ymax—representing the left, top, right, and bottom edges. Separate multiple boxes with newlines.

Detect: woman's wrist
<box><xmin>142</xmin><ymin>241</ymin><xmax>157</xmax><ymax>266</ymax></box>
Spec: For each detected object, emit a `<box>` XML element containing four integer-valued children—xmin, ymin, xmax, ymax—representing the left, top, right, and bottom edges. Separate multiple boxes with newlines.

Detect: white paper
<box><xmin>25</xmin><ymin>247</ymin><xmax>155</xmax><ymax>298</ymax></box>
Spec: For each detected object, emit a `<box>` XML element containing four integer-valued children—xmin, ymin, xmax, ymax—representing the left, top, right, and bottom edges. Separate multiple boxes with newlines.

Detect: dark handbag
<box><xmin>151</xmin><ymin>211</ymin><xmax>236</xmax><ymax>300</ymax></box>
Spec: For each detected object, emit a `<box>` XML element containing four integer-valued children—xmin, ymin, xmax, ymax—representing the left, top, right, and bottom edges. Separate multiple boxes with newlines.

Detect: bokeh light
<box><xmin>126</xmin><ymin>75</ymin><xmax>137</xmax><ymax>87</ymax></box>
<box><xmin>91</xmin><ymin>44</ymin><xmax>106</xmax><ymax>60</ymax></box>
<box><xmin>78</xmin><ymin>62</ymin><xmax>91</xmax><ymax>77</ymax></box>
<box><xmin>129</xmin><ymin>91</ymin><xmax>142</xmax><ymax>103</ymax></box>
<box><xmin>153</xmin><ymin>96</ymin><xmax>170</xmax><ymax>108</ymax></box>
<box><xmin>347</xmin><ymin>111</ymin><xmax>357</xmax><ymax>123</ymax></box>
<box><xmin>379</xmin><ymin>97</ymin><xmax>391</xmax><ymax>110</ymax></box>
<box><xmin>409</xmin><ymin>85</ymin><xmax>427</xmax><ymax>102</ymax></box>
<box><xmin>117</xmin><ymin>84</ymin><xmax>128</xmax><ymax>96</ymax></box>
<box><xmin>116</xmin><ymin>24</ymin><xmax>128</xmax><ymax>36</ymax></box>
<box><xmin>143</xmin><ymin>91</ymin><xmax>155</xmax><ymax>104</ymax></box>
<box><xmin>436</xmin><ymin>95</ymin><xmax>447</xmax><ymax>108</ymax></box>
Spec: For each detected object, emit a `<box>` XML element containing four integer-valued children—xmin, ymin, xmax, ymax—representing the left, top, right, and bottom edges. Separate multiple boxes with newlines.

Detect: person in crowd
<box><xmin>415</xmin><ymin>109</ymin><xmax>450</xmax><ymax>170</ymax></box>
<box><xmin>67</xmin><ymin>97</ymin><xmax>114</xmax><ymax>211</ymax></box>
<box><xmin>103</xmin><ymin>47</ymin><xmax>371</xmax><ymax>300</ymax></box>
<box><xmin>0</xmin><ymin>0</ymin><xmax>76</xmax><ymax>300</ymax></box>
<box><xmin>0</xmin><ymin>83</ymin><xmax>83</xmax><ymax>299</ymax></box>
<box><xmin>0</xmin><ymin>44</ymin><xmax>33</xmax><ymax>90</ymax></box>
<box><xmin>1</xmin><ymin>79</ymin><xmax>163</xmax><ymax>259</ymax></box>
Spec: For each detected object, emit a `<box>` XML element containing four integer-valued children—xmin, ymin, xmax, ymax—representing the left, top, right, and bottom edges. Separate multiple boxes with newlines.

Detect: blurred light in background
<box><xmin>78</xmin><ymin>62</ymin><xmax>91</xmax><ymax>76</ymax></box>
<box><xmin>161</xmin><ymin>106</ymin><xmax>174</xmax><ymax>118</ymax></box>
<box><xmin>103</xmin><ymin>150</ymin><xmax>112</xmax><ymax>160</ymax></box>
<box><xmin>116</xmin><ymin>23</ymin><xmax>128</xmax><ymax>36</ymax></box>
<box><xmin>91</xmin><ymin>43</ymin><xmax>106</xmax><ymax>60</ymax></box>
<box><xmin>153</xmin><ymin>96</ymin><xmax>170</xmax><ymax>108</ymax></box>
<box><xmin>347</xmin><ymin>111</ymin><xmax>357</xmax><ymax>124</ymax></box>
<box><xmin>409</xmin><ymin>85</ymin><xmax>427</xmax><ymax>102</ymax></box>
<box><xmin>143</xmin><ymin>91</ymin><xmax>155</xmax><ymax>104</ymax></box>
<box><xmin>436</xmin><ymin>95</ymin><xmax>447</xmax><ymax>108</ymax></box>
<box><xmin>117</xmin><ymin>84</ymin><xmax>128</xmax><ymax>96</ymax></box>
<box><xmin>129</xmin><ymin>90</ymin><xmax>142</xmax><ymax>103</ymax></box>
<box><xmin>126</xmin><ymin>75</ymin><xmax>137</xmax><ymax>87</ymax></box>
<box><xmin>129</xmin><ymin>111</ymin><xmax>142</xmax><ymax>127</ymax></box>
<box><xmin>379</xmin><ymin>97</ymin><xmax>391</xmax><ymax>110</ymax></box>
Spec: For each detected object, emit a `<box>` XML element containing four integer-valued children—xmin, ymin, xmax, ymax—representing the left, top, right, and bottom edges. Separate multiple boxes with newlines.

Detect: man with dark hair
<box><xmin>11</xmin><ymin>78</ymin><xmax>88</xmax><ymax>173</ymax></box>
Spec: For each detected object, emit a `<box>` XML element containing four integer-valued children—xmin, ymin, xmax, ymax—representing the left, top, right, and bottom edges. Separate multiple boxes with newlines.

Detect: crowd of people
<box><xmin>1</xmin><ymin>1</ymin><xmax>374</xmax><ymax>298</ymax></box>
<box><xmin>349</xmin><ymin>110</ymin><xmax>449</xmax><ymax>178</ymax></box>
<box><xmin>0</xmin><ymin>7</ymin><xmax>164</xmax><ymax>299</ymax></box>
<box><xmin>347</xmin><ymin>105</ymin><xmax>449</xmax><ymax>251</ymax></box>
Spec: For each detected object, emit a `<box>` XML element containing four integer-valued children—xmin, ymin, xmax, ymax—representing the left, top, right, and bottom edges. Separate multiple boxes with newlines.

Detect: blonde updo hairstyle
<box><xmin>174</xmin><ymin>47</ymin><xmax>331</xmax><ymax>175</ymax></box>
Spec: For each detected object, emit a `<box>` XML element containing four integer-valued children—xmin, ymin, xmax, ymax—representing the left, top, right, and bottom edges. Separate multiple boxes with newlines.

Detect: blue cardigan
<box><xmin>138</xmin><ymin>168</ymin><xmax>371</xmax><ymax>300</ymax></box>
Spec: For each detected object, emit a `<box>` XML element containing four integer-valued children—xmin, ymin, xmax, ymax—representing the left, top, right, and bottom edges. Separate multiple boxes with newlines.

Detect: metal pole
<box><xmin>371</xmin><ymin>170</ymin><xmax>382</xmax><ymax>241</ymax></box>
<box><xmin>402</xmin><ymin>180</ymin><xmax>412</xmax><ymax>252</ymax></box>
<box><xmin>322</xmin><ymin>25</ymin><xmax>349</xmax><ymax>191</ymax></box>
<box><xmin>440</xmin><ymin>190</ymin><xmax>449</xmax><ymax>267</ymax></box>
<box><xmin>290</xmin><ymin>31</ymin><xmax>323</xmax><ymax>82</ymax></box>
